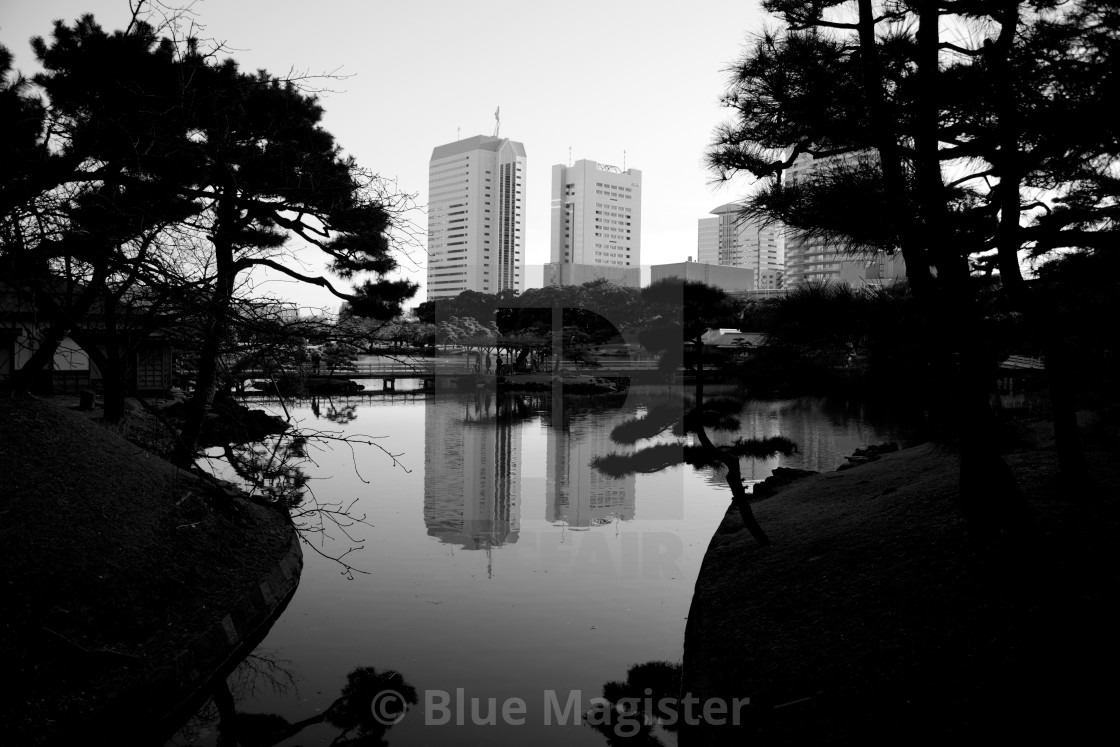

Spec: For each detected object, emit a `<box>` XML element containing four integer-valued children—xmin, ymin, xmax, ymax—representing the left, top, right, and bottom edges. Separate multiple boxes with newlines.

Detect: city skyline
<box><xmin>2</xmin><ymin>0</ymin><xmax>769</xmax><ymax>313</ymax></box>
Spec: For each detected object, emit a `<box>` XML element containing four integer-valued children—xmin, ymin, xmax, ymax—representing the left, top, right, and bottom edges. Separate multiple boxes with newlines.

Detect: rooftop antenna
<box><xmin>623</xmin><ymin>149</ymin><xmax>627</xmax><ymax>171</ymax></box>
<box><xmin>568</xmin><ymin>146</ymin><xmax>572</xmax><ymax>166</ymax></box>
<box><xmin>457</xmin><ymin>126</ymin><xmax>460</xmax><ymax>140</ymax></box>
<box><xmin>492</xmin><ymin>106</ymin><xmax>500</xmax><ymax>138</ymax></box>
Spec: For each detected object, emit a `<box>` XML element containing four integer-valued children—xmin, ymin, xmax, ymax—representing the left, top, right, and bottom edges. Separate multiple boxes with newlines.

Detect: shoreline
<box><xmin>680</xmin><ymin>421</ymin><xmax>1120</xmax><ymax>743</ymax></box>
<box><xmin>0</xmin><ymin>393</ymin><xmax>302</xmax><ymax>745</ymax></box>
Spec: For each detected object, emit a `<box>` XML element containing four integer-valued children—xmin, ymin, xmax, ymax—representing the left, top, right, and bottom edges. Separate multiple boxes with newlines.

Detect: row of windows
<box><xmin>430</xmin><ymin>175</ymin><xmax>470</xmax><ymax>186</ymax></box>
<box><xmin>430</xmin><ymin>154</ymin><xmax>470</xmax><ymax>171</ymax></box>
<box><xmin>430</xmin><ymin>187</ymin><xmax>470</xmax><ymax>199</ymax></box>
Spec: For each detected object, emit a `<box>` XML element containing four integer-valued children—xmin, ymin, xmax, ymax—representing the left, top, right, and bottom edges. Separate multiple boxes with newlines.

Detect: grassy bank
<box><xmin>0</xmin><ymin>393</ymin><xmax>295</xmax><ymax>744</ymax></box>
<box><xmin>682</xmin><ymin>415</ymin><xmax>1120</xmax><ymax>744</ymax></box>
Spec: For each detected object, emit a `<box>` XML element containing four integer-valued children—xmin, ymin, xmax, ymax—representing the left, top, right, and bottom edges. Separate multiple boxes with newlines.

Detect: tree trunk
<box><xmin>99</xmin><ymin>292</ymin><xmax>127</xmax><ymax>423</ymax></box>
<box><xmin>10</xmin><ymin>267</ymin><xmax>108</xmax><ymax>393</ymax></box>
<box><xmin>855</xmin><ymin>0</ymin><xmax>932</xmax><ymax>295</ymax></box>
<box><xmin>69</xmin><ymin>328</ymin><xmax>128</xmax><ymax>423</ymax></box>
<box><xmin>100</xmin><ymin>346</ymin><xmax>127</xmax><ymax>423</ymax></box>
<box><xmin>10</xmin><ymin>320</ymin><xmax>68</xmax><ymax>394</ymax></box>
<box><xmin>912</xmin><ymin>1</ymin><xmax>1031</xmax><ymax>535</ymax></box>
<box><xmin>212</xmin><ymin>679</ymin><xmax>238</xmax><ymax>747</ymax></box>
<box><xmin>173</xmin><ymin>187</ymin><xmax>239</xmax><ymax>468</ymax></box>
<box><xmin>692</xmin><ymin>341</ymin><xmax>770</xmax><ymax>546</ymax></box>
<box><xmin>985</xmin><ymin>0</ymin><xmax>1087</xmax><ymax>485</ymax></box>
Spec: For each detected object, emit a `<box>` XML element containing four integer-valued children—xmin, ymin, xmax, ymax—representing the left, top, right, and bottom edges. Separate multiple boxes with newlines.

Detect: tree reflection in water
<box><xmin>592</xmin><ymin>390</ymin><xmax>796</xmax><ymax>545</ymax></box>
<box><xmin>203</xmin><ymin>394</ymin><xmax>418</xmax><ymax>579</ymax></box>
<box><xmin>586</xmin><ymin>661</ymin><xmax>683</xmax><ymax>746</ymax></box>
<box><xmin>171</xmin><ymin>653</ymin><xmax>418</xmax><ymax>747</ymax></box>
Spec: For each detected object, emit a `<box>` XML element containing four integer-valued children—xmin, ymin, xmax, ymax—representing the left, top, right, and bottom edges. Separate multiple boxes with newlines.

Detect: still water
<box><xmin>169</xmin><ymin>384</ymin><xmax>913</xmax><ymax>745</ymax></box>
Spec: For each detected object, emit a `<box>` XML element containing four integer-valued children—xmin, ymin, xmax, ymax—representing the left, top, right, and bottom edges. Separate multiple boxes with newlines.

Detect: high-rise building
<box><xmin>546</xmin><ymin>159</ymin><xmax>641</xmax><ymax>287</ymax></box>
<box><xmin>695</xmin><ymin>202</ymin><xmax>783</xmax><ymax>289</ymax></box>
<box><xmin>426</xmin><ymin>135</ymin><xmax>527</xmax><ymax>300</ymax></box>
<box><xmin>782</xmin><ymin>150</ymin><xmax>904</xmax><ymax>287</ymax></box>
<box><xmin>697</xmin><ymin>215</ymin><xmax>719</xmax><ymax>264</ymax></box>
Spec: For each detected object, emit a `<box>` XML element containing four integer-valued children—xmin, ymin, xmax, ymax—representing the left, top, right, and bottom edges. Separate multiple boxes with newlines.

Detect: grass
<box><xmin>0</xmin><ymin>393</ymin><xmax>293</xmax><ymax>745</ymax></box>
<box><xmin>683</xmin><ymin>415</ymin><xmax>1120</xmax><ymax>744</ymax></box>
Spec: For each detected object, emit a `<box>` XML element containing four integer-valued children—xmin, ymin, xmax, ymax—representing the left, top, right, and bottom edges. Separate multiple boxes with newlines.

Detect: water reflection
<box><xmin>699</xmin><ymin>395</ymin><xmax>916</xmax><ymax>485</ymax></box>
<box><xmin>587</xmin><ymin>660</ymin><xmax>683</xmax><ymax>746</ymax></box>
<box><xmin>423</xmin><ymin>388</ymin><xmax>524</xmax><ymax>549</ymax></box>
<box><xmin>171</xmin><ymin>654</ymin><xmax>417</xmax><ymax>747</ymax></box>
<box><xmin>546</xmin><ymin>393</ymin><xmax>636</xmax><ymax>529</ymax></box>
<box><xmin>310</xmin><ymin>395</ymin><xmax>359</xmax><ymax>425</ymax></box>
<box><xmin>171</xmin><ymin>387</ymin><xmax>919</xmax><ymax>745</ymax></box>
<box><xmin>424</xmin><ymin>384</ymin><xmax>647</xmax><ymax>548</ymax></box>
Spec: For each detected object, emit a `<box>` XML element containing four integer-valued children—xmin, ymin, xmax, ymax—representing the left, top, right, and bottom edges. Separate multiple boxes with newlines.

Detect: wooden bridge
<box><xmin>237</xmin><ymin>356</ymin><xmax>679</xmax><ymax>391</ymax></box>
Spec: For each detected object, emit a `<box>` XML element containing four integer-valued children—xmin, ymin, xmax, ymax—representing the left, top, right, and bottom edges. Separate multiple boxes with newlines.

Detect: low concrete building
<box><xmin>649</xmin><ymin>260</ymin><xmax>754</xmax><ymax>293</ymax></box>
<box><xmin>544</xmin><ymin>262</ymin><xmax>641</xmax><ymax>289</ymax></box>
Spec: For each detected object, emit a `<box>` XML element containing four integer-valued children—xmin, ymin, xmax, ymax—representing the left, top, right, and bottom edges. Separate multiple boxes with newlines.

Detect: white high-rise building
<box><xmin>547</xmin><ymin>159</ymin><xmax>641</xmax><ymax>286</ymax></box>
<box><xmin>695</xmin><ymin>202</ymin><xmax>783</xmax><ymax>289</ymax></box>
<box><xmin>426</xmin><ymin>135</ymin><xmax>527</xmax><ymax>300</ymax></box>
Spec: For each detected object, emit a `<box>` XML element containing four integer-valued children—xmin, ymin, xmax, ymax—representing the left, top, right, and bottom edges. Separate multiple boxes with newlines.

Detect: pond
<box><xmin>167</xmin><ymin>384</ymin><xmax>916</xmax><ymax>746</ymax></box>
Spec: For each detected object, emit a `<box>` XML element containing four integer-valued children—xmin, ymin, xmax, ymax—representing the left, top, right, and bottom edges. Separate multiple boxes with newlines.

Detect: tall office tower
<box><xmin>695</xmin><ymin>202</ymin><xmax>784</xmax><ymax>288</ymax></box>
<box><xmin>426</xmin><ymin>135</ymin><xmax>527</xmax><ymax>300</ymax></box>
<box><xmin>546</xmin><ymin>159</ymin><xmax>641</xmax><ymax>287</ymax></box>
<box><xmin>782</xmin><ymin>150</ymin><xmax>903</xmax><ymax>287</ymax></box>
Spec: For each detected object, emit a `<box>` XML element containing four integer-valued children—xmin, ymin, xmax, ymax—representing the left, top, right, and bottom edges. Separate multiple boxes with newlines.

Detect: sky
<box><xmin>2</xmin><ymin>0</ymin><xmax>773</xmax><ymax>314</ymax></box>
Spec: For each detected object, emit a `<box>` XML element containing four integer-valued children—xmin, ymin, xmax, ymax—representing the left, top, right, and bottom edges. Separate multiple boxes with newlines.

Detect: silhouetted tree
<box><xmin>707</xmin><ymin>0</ymin><xmax>1119</xmax><ymax>529</ymax></box>
<box><xmin>1</xmin><ymin>14</ymin><xmax>417</xmax><ymax>461</ymax></box>
<box><xmin>1</xmin><ymin>24</ymin><xmax>202</xmax><ymax>416</ymax></box>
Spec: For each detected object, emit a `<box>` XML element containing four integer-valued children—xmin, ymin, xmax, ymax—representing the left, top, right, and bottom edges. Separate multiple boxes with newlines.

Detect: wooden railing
<box><xmin>233</xmin><ymin>355</ymin><xmax>679</xmax><ymax>380</ymax></box>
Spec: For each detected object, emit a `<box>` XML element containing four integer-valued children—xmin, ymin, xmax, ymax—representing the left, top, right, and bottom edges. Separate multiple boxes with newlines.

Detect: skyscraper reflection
<box><xmin>423</xmin><ymin>390</ymin><xmax>522</xmax><ymax>549</ymax></box>
<box><xmin>546</xmin><ymin>393</ymin><xmax>636</xmax><ymax>528</ymax></box>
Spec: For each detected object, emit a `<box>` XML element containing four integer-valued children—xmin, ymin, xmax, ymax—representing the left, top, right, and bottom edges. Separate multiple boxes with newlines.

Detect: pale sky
<box><xmin>2</xmin><ymin>0</ymin><xmax>771</xmax><ymax>313</ymax></box>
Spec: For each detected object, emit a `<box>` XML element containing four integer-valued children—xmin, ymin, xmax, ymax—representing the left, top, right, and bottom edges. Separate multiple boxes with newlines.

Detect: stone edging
<box><xmin>156</xmin><ymin>529</ymin><xmax>304</xmax><ymax>721</ymax></box>
<box><xmin>79</xmin><ymin>527</ymin><xmax>304</xmax><ymax>742</ymax></box>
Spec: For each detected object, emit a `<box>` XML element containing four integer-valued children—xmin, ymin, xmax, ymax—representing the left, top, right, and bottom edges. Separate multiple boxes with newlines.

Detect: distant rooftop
<box><xmin>710</xmin><ymin>202</ymin><xmax>745</xmax><ymax>215</ymax></box>
<box><xmin>431</xmin><ymin>135</ymin><xmax>526</xmax><ymax>161</ymax></box>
